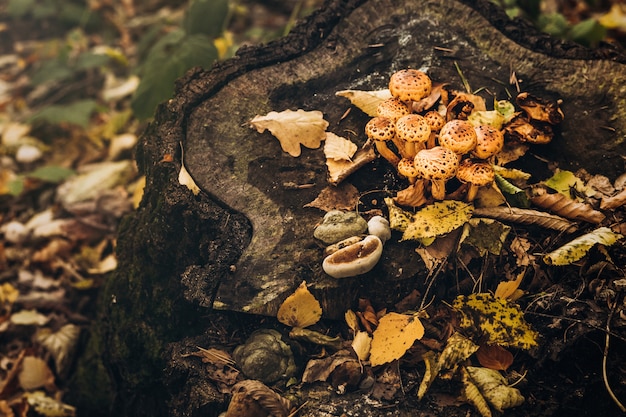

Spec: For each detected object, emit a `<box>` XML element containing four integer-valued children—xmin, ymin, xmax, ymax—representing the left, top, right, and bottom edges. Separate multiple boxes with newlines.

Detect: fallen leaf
<box><xmin>437</xmin><ymin>332</ymin><xmax>479</xmax><ymax>371</ymax></box>
<box><xmin>465</xmin><ymin>366</ymin><xmax>525</xmax><ymax>412</ymax></box>
<box><xmin>453</xmin><ymin>293</ymin><xmax>538</xmax><ymax>350</ymax></box>
<box><xmin>302</xmin><ymin>351</ymin><xmax>356</xmax><ymax>383</ymax></box>
<box><xmin>384</xmin><ymin>197</ymin><xmax>413</xmax><ymax>233</ymax></box>
<box><xmin>516</xmin><ymin>92</ymin><xmax>563</xmax><ymax>125</ymax></box>
<box><xmin>249</xmin><ymin>109</ymin><xmax>328</xmax><ymax>157</ymax></box>
<box><xmin>402</xmin><ymin>200</ymin><xmax>473</xmax><ymax>240</ymax></box>
<box><xmin>325</xmin><ymin>141</ymin><xmax>377</xmax><ymax>185</ymax></box>
<box><xmin>324</xmin><ymin>132</ymin><xmax>357</xmax><ymax>161</ymax></box>
<box><xmin>344</xmin><ymin>309</ymin><xmax>360</xmax><ymax>334</ymax></box>
<box><xmin>543</xmin><ymin>227</ymin><xmax>623</xmax><ymax>266</ymax></box>
<box><xmin>304</xmin><ymin>183</ymin><xmax>360</xmax><ymax>212</ymax></box>
<box><xmin>18</xmin><ymin>356</ymin><xmax>55</xmax><ymax>391</ymax></box>
<box><xmin>475</xmin><ymin>344</ymin><xmax>514</xmax><ymax>371</ymax></box>
<box><xmin>494</xmin><ymin>270</ymin><xmax>524</xmax><ymax>300</ymax></box>
<box><xmin>530</xmin><ymin>187</ymin><xmax>605</xmax><ymax>224</ymax></box>
<box><xmin>494</xmin><ymin>174</ymin><xmax>530</xmax><ymax>208</ymax></box>
<box><xmin>10</xmin><ymin>309</ymin><xmax>49</xmax><ymax>326</ymax></box>
<box><xmin>598</xmin><ymin>3</ymin><xmax>626</xmax><ymax>30</ymax></box>
<box><xmin>277</xmin><ymin>281</ymin><xmax>322</xmax><ymax>328</ymax></box>
<box><xmin>600</xmin><ymin>188</ymin><xmax>626</xmax><ymax>210</ymax></box>
<box><xmin>24</xmin><ymin>391</ymin><xmax>76</xmax><ymax>417</ymax></box>
<box><xmin>178</xmin><ymin>161</ymin><xmax>200</xmax><ymax>195</ymax></box>
<box><xmin>467</xmin><ymin>110</ymin><xmax>505</xmax><ymax>129</ymax></box>
<box><xmin>335</xmin><ymin>89</ymin><xmax>392</xmax><ymax>116</ymax></box>
<box><xmin>369</xmin><ymin>312</ymin><xmax>424</xmax><ymax>366</ymax></box>
<box><xmin>473</xmin><ymin>206</ymin><xmax>577</xmax><ymax>233</ymax></box>
<box><xmin>543</xmin><ymin>170</ymin><xmax>590</xmax><ymax>200</ymax></box>
<box><xmin>416</xmin><ymin>351</ymin><xmax>438</xmax><ymax>400</ymax></box>
<box><xmin>462</xmin><ymin>368</ymin><xmax>493</xmax><ymax>417</ymax></box>
<box><xmin>0</xmin><ymin>282</ymin><xmax>19</xmax><ymax>305</ymax></box>
<box><xmin>460</xmin><ymin>218</ymin><xmax>511</xmax><ymax>256</ymax></box>
<box><xmin>224</xmin><ymin>380</ymin><xmax>293</xmax><ymax>417</ymax></box>
<box><xmin>351</xmin><ymin>331</ymin><xmax>372</xmax><ymax>362</ymax></box>
<box><xmin>35</xmin><ymin>324</ymin><xmax>81</xmax><ymax>378</ymax></box>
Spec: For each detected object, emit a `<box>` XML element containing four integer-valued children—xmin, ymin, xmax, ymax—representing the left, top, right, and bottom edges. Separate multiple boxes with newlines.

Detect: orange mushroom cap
<box><xmin>413</xmin><ymin>146</ymin><xmax>460</xmax><ymax>181</ymax></box>
<box><xmin>473</xmin><ymin>125</ymin><xmax>504</xmax><ymax>159</ymax></box>
<box><xmin>376</xmin><ymin>98</ymin><xmax>411</xmax><ymax>122</ymax></box>
<box><xmin>389</xmin><ymin>69</ymin><xmax>432</xmax><ymax>103</ymax></box>
<box><xmin>396</xmin><ymin>114</ymin><xmax>431</xmax><ymax>145</ymax></box>
<box><xmin>438</xmin><ymin>119</ymin><xmax>478</xmax><ymax>155</ymax></box>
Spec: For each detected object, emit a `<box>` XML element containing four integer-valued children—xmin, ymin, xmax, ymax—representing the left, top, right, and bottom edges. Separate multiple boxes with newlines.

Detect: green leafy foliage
<box><xmin>184</xmin><ymin>0</ymin><xmax>230</xmax><ymax>38</ymax></box>
<box><xmin>29</xmin><ymin>100</ymin><xmax>98</xmax><ymax>128</ymax></box>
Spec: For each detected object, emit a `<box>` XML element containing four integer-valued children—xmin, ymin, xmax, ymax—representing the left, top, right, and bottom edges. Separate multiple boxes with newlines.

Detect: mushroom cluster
<box><xmin>364</xmin><ymin>69</ymin><xmax>562</xmax><ymax>206</ymax></box>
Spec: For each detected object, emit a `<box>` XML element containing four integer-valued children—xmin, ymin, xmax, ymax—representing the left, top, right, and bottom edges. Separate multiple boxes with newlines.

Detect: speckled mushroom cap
<box><xmin>423</xmin><ymin>110</ymin><xmax>446</xmax><ymax>132</ymax></box>
<box><xmin>438</xmin><ymin>119</ymin><xmax>478</xmax><ymax>155</ymax></box>
<box><xmin>389</xmin><ymin>69</ymin><xmax>432</xmax><ymax>102</ymax></box>
<box><xmin>413</xmin><ymin>146</ymin><xmax>459</xmax><ymax>180</ymax></box>
<box><xmin>365</xmin><ymin>116</ymin><xmax>395</xmax><ymax>142</ymax></box>
<box><xmin>395</xmin><ymin>114</ymin><xmax>431</xmax><ymax>144</ymax></box>
<box><xmin>376</xmin><ymin>98</ymin><xmax>411</xmax><ymax>121</ymax></box>
<box><xmin>456</xmin><ymin>158</ymin><xmax>495</xmax><ymax>186</ymax></box>
<box><xmin>472</xmin><ymin>125</ymin><xmax>504</xmax><ymax>159</ymax></box>
<box><xmin>397</xmin><ymin>158</ymin><xmax>419</xmax><ymax>179</ymax></box>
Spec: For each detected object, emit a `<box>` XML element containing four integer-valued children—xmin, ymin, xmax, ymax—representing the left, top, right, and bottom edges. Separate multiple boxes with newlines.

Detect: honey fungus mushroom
<box><xmin>395</xmin><ymin>114</ymin><xmax>431</xmax><ymax>158</ymax></box>
<box><xmin>365</xmin><ymin>116</ymin><xmax>401</xmax><ymax>166</ymax></box>
<box><xmin>389</xmin><ymin>69</ymin><xmax>432</xmax><ymax>104</ymax></box>
<box><xmin>438</xmin><ymin>119</ymin><xmax>478</xmax><ymax>158</ymax></box>
<box><xmin>456</xmin><ymin>159</ymin><xmax>495</xmax><ymax>202</ymax></box>
<box><xmin>397</xmin><ymin>157</ymin><xmax>420</xmax><ymax>184</ymax></box>
<box><xmin>376</xmin><ymin>97</ymin><xmax>411</xmax><ymax>121</ymax></box>
<box><xmin>472</xmin><ymin>124</ymin><xmax>504</xmax><ymax>160</ymax></box>
<box><xmin>413</xmin><ymin>146</ymin><xmax>459</xmax><ymax>200</ymax></box>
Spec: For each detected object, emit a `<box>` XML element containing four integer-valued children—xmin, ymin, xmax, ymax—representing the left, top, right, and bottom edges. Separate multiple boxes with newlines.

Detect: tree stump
<box><xmin>71</xmin><ymin>1</ymin><xmax>626</xmax><ymax>416</ymax></box>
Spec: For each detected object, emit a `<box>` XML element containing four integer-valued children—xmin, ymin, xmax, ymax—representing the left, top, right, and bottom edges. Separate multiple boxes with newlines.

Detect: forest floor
<box><xmin>1</xmin><ymin>1</ymin><xmax>626</xmax><ymax>416</ymax></box>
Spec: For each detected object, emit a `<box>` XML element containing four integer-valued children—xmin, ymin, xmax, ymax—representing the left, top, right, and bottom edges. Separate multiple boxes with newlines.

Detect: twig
<box><xmin>602</xmin><ymin>299</ymin><xmax>626</xmax><ymax>412</ymax></box>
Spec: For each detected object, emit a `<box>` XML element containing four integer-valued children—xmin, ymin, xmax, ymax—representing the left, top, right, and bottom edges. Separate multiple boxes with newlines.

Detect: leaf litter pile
<box><xmin>186</xmin><ymin>67</ymin><xmax>626</xmax><ymax>417</ymax></box>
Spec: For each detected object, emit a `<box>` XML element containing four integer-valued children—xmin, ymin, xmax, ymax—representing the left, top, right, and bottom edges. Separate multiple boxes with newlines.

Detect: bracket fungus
<box><xmin>322</xmin><ymin>235</ymin><xmax>383</xmax><ymax>278</ymax></box>
<box><xmin>413</xmin><ymin>146</ymin><xmax>460</xmax><ymax>200</ymax></box>
<box><xmin>313</xmin><ymin>210</ymin><xmax>368</xmax><ymax>245</ymax></box>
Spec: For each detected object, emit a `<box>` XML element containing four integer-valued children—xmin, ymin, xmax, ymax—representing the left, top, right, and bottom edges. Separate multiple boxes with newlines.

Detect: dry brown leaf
<box><xmin>509</xmin><ymin>236</ymin><xmax>535</xmax><ymax>267</ymax></box>
<box><xmin>324</xmin><ymin>132</ymin><xmax>357</xmax><ymax>161</ymax></box>
<box><xmin>250</xmin><ymin>109</ymin><xmax>328</xmax><ymax>157</ymax></box>
<box><xmin>369</xmin><ymin>312</ymin><xmax>424</xmax><ymax>366</ymax></box>
<box><xmin>600</xmin><ymin>188</ymin><xmax>626</xmax><ymax>210</ymax></box>
<box><xmin>276</xmin><ymin>281</ymin><xmax>322</xmax><ymax>328</ymax></box>
<box><xmin>18</xmin><ymin>356</ymin><xmax>55</xmax><ymax>391</ymax></box>
<box><xmin>516</xmin><ymin>92</ymin><xmax>564</xmax><ymax>124</ymax></box>
<box><xmin>326</xmin><ymin>142</ymin><xmax>377</xmax><ymax>185</ymax></box>
<box><xmin>394</xmin><ymin>181</ymin><xmax>428</xmax><ymax>208</ymax></box>
<box><xmin>304</xmin><ymin>183</ymin><xmax>360</xmax><ymax>212</ymax></box>
<box><xmin>335</xmin><ymin>89</ymin><xmax>392</xmax><ymax>116</ymax></box>
<box><xmin>302</xmin><ymin>350</ymin><xmax>356</xmax><ymax>383</ymax></box>
<box><xmin>475</xmin><ymin>344</ymin><xmax>514</xmax><ymax>371</ymax></box>
<box><xmin>225</xmin><ymin>380</ymin><xmax>292</xmax><ymax>417</ymax></box>
<box><xmin>530</xmin><ymin>188</ymin><xmax>605</xmax><ymax>224</ymax></box>
<box><xmin>412</xmin><ymin>82</ymin><xmax>447</xmax><ymax>113</ymax></box>
<box><xmin>472</xmin><ymin>207</ymin><xmax>578</xmax><ymax>232</ymax></box>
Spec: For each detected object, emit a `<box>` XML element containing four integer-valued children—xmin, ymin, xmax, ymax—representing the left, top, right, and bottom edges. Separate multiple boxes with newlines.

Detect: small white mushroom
<box><xmin>367</xmin><ymin>216</ymin><xmax>391</xmax><ymax>243</ymax></box>
<box><xmin>322</xmin><ymin>235</ymin><xmax>383</xmax><ymax>279</ymax></box>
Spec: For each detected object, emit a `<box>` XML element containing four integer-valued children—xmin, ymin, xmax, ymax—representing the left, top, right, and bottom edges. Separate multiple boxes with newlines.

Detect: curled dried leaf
<box><xmin>473</xmin><ymin>207</ymin><xmax>577</xmax><ymax>233</ymax></box>
<box><xmin>516</xmin><ymin>92</ymin><xmax>564</xmax><ymax>124</ymax></box>
<box><xmin>225</xmin><ymin>380</ymin><xmax>293</xmax><ymax>417</ymax></box>
<box><xmin>530</xmin><ymin>187</ymin><xmax>605</xmax><ymax>224</ymax></box>
<box><xmin>475</xmin><ymin>344</ymin><xmax>514</xmax><ymax>371</ymax></box>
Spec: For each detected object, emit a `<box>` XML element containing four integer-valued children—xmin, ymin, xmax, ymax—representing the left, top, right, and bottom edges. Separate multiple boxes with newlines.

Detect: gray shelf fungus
<box><xmin>232</xmin><ymin>329</ymin><xmax>296</xmax><ymax>383</ymax></box>
<box><xmin>313</xmin><ymin>210</ymin><xmax>368</xmax><ymax>245</ymax></box>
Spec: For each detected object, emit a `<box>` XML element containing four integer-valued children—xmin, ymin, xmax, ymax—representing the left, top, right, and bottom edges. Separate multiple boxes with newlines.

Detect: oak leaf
<box><xmin>249</xmin><ymin>109</ymin><xmax>328</xmax><ymax>157</ymax></box>
<box><xmin>324</xmin><ymin>132</ymin><xmax>357</xmax><ymax>161</ymax></box>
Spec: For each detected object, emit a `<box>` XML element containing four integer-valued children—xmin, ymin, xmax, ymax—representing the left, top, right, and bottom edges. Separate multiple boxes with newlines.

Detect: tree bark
<box><xmin>71</xmin><ymin>1</ymin><xmax>626</xmax><ymax>416</ymax></box>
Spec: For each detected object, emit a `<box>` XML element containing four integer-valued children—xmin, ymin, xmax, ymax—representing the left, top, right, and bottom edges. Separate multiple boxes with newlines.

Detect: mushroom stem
<box><xmin>391</xmin><ymin>136</ymin><xmax>411</xmax><ymax>159</ymax></box>
<box><xmin>404</xmin><ymin>141</ymin><xmax>425</xmax><ymax>160</ymax></box>
<box><xmin>427</xmin><ymin>132</ymin><xmax>437</xmax><ymax>149</ymax></box>
<box><xmin>431</xmin><ymin>179</ymin><xmax>447</xmax><ymax>200</ymax></box>
<box><xmin>465</xmin><ymin>184</ymin><xmax>479</xmax><ymax>202</ymax></box>
<box><xmin>374</xmin><ymin>141</ymin><xmax>401</xmax><ymax>166</ymax></box>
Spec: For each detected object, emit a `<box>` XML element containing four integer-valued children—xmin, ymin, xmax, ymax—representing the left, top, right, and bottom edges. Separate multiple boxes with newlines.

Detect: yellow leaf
<box><xmin>494</xmin><ymin>270</ymin><xmax>524</xmax><ymax>300</ymax></box>
<box><xmin>417</xmin><ymin>351</ymin><xmax>438</xmax><ymax>400</ymax></box>
<box><xmin>462</xmin><ymin>367</ymin><xmax>493</xmax><ymax>417</ymax></box>
<box><xmin>437</xmin><ymin>332</ymin><xmax>479</xmax><ymax>371</ymax></box>
<box><xmin>543</xmin><ymin>227</ymin><xmax>623</xmax><ymax>266</ymax></box>
<box><xmin>249</xmin><ymin>109</ymin><xmax>329</xmax><ymax>157</ymax></box>
<box><xmin>351</xmin><ymin>331</ymin><xmax>372</xmax><ymax>362</ymax></box>
<box><xmin>335</xmin><ymin>89</ymin><xmax>392</xmax><ymax>116</ymax></box>
<box><xmin>277</xmin><ymin>281</ymin><xmax>322</xmax><ymax>328</ymax></box>
<box><xmin>0</xmin><ymin>282</ymin><xmax>19</xmax><ymax>305</ymax></box>
<box><xmin>453</xmin><ymin>293</ymin><xmax>538</xmax><ymax>350</ymax></box>
<box><xmin>598</xmin><ymin>4</ymin><xmax>626</xmax><ymax>30</ymax></box>
<box><xmin>384</xmin><ymin>197</ymin><xmax>413</xmax><ymax>232</ymax></box>
<box><xmin>402</xmin><ymin>200</ymin><xmax>473</xmax><ymax>240</ymax></box>
<box><xmin>324</xmin><ymin>132</ymin><xmax>357</xmax><ymax>161</ymax></box>
<box><xmin>345</xmin><ymin>309</ymin><xmax>359</xmax><ymax>334</ymax></box>
<box><xmin>369</xmin><ymin>312</ymin><xmax>424</xmax><ymax>366</ymax></box>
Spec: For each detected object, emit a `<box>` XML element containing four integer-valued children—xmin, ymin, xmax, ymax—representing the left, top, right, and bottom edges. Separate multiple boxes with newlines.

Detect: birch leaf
<box><xmin>249</xmin><ymin>109</ymin><xmax>329</xmax><ymax>157</ymax></box>
<box><xmin>543</xmin><ymin>227</ymin><xmax>623</xmax><ymax>266</ymax></box>
<box><xmin>324</xmin><ymin>132</ymin><xmax>357</xmax><ymax>161</ymax></box>
<box><xmin>369</xmin><ymin>312</ymin><xmax>424</xmax><ymax>366</ymax></box>
<box><xmin>277</xmin><ymin>281</ymin><xmax>322</xmax><ymax>328</ymax></box>
<box><xmin>453</xmin><ymin>293</ymin><xmax>538</xmax><ymax>350</ymax></box>
<box><xmin>402</xmin><ymin>200</ymin><xmax>473</xmax><ymax>240</ymax></box>
<box><xmin>335</xmin><ymin>89</ymin><xmax>392</xmax><ymax>116</ymax></box>
<box><xmin>384</xmin><ymin>197</ymin><xmax>413</xmax><ymax>233</ymax></box>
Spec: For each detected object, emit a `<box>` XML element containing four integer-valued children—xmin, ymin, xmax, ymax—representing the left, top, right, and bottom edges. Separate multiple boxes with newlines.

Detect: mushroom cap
<box><xmin>456</xmin><ymin>158</ymin><xmax>495</xmax><ymax>186</ymax></box>
<box><xmin>389</xmin><ymin>69</ymin><xmax>432</xmax><ymax>102</ymax></box>
<box><xmin>395</xmin><ymin>114</ymin><xmax>431</xmax><ymax>144</ymax></box>
<box><xmin>473</xmin><ymin>125</ymin><xmax>504</xmax><ymax>159</ymax></box>
<box><xmin>438</xmin><ymin>119</ymin><xmax>478</xmax><ymax>155</ymax></box>
<box><xmin>397</xmin><ymin>157</ymin><xmax>419</xmax><ymax>179</ymax></box>
<box><xmin>322</xmin><ymin>235</ymin><xmax>383</xmax><ymax>279</ymax></box>
<box><xmin>365</xmin><ymin>116</ymin><xmax>395</xmax><ymax>142</ymax></box>
<box><xmin>413</xmin><ymin>146</ymin><xmax>459</xmax><ymax>180</ymax></box>
<box><xmin>376</xmin><ymin>98</ymin><xmax>411</xmax><ymax>121</ymax></box>
<box><xmin>423</xmin><ymin>110</ymin><xmax>446</xmax><ymax>132</ymax></box>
